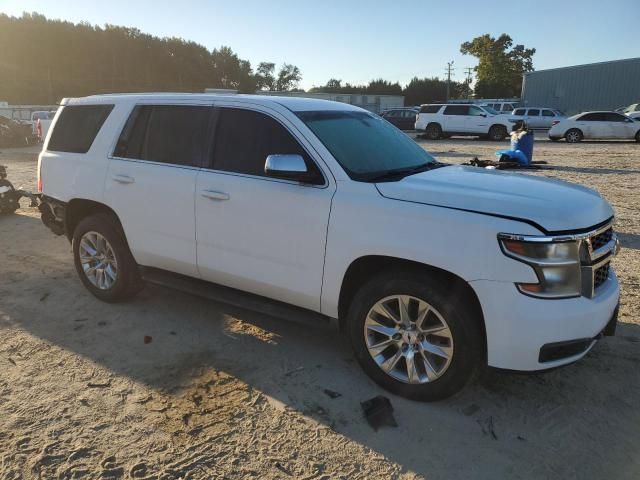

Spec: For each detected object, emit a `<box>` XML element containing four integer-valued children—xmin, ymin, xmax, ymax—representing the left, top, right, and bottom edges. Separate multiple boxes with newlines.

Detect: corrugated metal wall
<box><xmin>522</xmin><ymin>58</ymin><xmax>640</xmax><ymax>115</ymax></box>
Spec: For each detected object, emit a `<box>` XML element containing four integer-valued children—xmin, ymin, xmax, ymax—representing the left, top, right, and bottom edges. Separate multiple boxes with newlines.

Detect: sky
<box><xmin>1</xmin><ymin>0</ymin><xmax>639</xmax><ymax>90</ymax></box>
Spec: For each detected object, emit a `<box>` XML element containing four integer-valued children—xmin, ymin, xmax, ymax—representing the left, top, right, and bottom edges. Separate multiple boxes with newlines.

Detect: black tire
<box><xmin>488</xmin><ymin>125</ymin><xmax>507</xmax><ymax>141</ymax></box>
<box><xmin>425</xmin><ymin>123</ymin><xmax>442</xmax><ymax>140</ymax></box>
<box><xmin>565</xmin><ymin>128</ymin><xmax>583</xmax><ymax>143</ymax></box>
<box><xmin>347</xmin><ymin>271</ymin><xmax>484</xmax><ymax>401</ymax></box>
<box><xmin>72</xmin><ymin>212</ymin><xmax>143</xmax><ymax>303</ymax></box>
<box><xmin>635</xmin><ymin>130</ymin><xmax>640</xmax><ymax>143</ymax></box>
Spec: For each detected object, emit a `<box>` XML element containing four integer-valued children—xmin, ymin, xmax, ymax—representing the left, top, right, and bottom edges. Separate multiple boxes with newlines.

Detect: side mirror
<box><xmin>265</xmin><ymin>154</ymin><xmax>310</xmax><ymax>182</ymax></box>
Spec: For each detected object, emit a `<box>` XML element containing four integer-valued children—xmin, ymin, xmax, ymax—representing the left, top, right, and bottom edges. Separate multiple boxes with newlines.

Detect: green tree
<box><xmin>460</xmin><ymin>34</ymin><xmax>535</xmax><ymax>98</ymax></box>
<box><xmin>402</xmin><ymin>77</ymin><xmax>465</xmax><ymax>106</ymax></box>
<box><xmin>255</xmin><ymin>62</ymin><xmax>276</xmax><ymax>91</ymax></box>
<box><xmin>275</xmin><ymin>63</ymin><xmax>302</xmax><ymax>91</ymax></box>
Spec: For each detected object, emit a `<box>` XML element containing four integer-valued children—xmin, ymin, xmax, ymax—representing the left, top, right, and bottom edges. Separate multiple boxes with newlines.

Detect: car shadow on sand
<box><xmin>547</xmin><ymin>165</ymin><xmax>640</xmax><ymax>175</ymax></box>
<box><xmin>3</xmin><ymin>213</ymin><xmax>640</xmax><ymax>479</ymax></box>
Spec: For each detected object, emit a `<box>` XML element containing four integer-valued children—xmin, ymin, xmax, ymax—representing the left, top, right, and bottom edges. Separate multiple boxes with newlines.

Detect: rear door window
<box><xmin>211</xmin><ymin>108</ymin><xmax>322</xmax><ymax>183</ymax></box>
<box><xmin>114</xmin><ymin>105</ymin><xmax>211</xmax><ymax>167</ymax></box>
<box><xmin>604</xmin><ymin>112</ymin><xmax>627</xmax><ymax>122</ymax></box>
<box><xmin>579</xmin><ymin>113</ymin><xmax>606</xmax><ymax>121</ymax></box>
<box><xmin>513</xmin><ymin>108</ymin><xmax>526</xmax><ymax>116</ymax></box>
<box><xmin>542</xmin><ymin>109</ymin><xmax>555</xmax><ymax>117</ymax></box>
<box><xmin>48</xmin><ymin>105</ymin><xmax>114</xmax><ymax>153</ymax></box>
<box><xmin>527</xmin><ymin>109</ymin><xmax>540</xmax><ymax>116</ymax></box>
<box><xmin>443</xmin><ymin>105</ymin><xmax>469</xmax><ymax>115</ymax></box>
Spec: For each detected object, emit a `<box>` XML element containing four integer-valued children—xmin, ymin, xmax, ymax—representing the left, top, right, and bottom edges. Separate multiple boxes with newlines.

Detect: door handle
<box><xmin>112</xmin><ymin>174</ymin><xmax>135</xmax><ymax>184</ymax></box>
<box><xmin>200</xmin><ymin>190</ymin><xmax>230</xmax><ymax>201</ymax></box>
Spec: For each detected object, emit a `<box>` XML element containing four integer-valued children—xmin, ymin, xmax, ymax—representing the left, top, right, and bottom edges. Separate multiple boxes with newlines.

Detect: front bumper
<box><xmin>470</xmin><ymin>268</ymin><xmax>620</xmax><ymax>371</ymax></box>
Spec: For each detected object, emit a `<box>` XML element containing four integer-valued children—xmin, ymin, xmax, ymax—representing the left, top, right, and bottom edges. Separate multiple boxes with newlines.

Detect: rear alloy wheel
<box><xmin>72</xmin><ymin>213</ymin><xmax>143</xmax><ymax>302</ymax></box>
<box><xmin>78</xmin><ymin>231</ymin><xmax>119</xmax><ymax>291</ymax></box>
<box><xmin>348</xmin><ymin>272</ymin><xmax>483</xmax><ymax>401</ymax></box>
<box><xmin>565</xmin><ymin>129</ymin><xmax>583</xmax><ymax>143</ymax></box>
<box><xmin>425</xmin><ymin>123</ymin><xmax>442</xmax><ymax>140</ymax></box>
<box><xmin>488</xmin><ymin>125</ymin><xmax>507</xmax><ymax>141</ymax></box>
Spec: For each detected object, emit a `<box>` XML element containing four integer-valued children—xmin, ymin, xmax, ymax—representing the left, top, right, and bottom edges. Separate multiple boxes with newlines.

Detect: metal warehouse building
<box><xmin>521</xmin><ymin>57</ymin><xmax>640</xmax><ymax>115</ymax></box>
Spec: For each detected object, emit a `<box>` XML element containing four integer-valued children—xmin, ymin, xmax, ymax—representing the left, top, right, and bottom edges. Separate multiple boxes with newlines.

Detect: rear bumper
<box><xmin>470</xmin><ymin>268</ymin><xmax>620</xmax><ymax>371</ymax></box>
<box><xmin>39</xmin><ymin>195</ymin><xmax>66</xmax><ymax>236</ymax></box>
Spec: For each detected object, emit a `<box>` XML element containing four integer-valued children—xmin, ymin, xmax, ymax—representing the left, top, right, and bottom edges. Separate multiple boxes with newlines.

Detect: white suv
<box><xmin>38</xmin><ymin>94</ymin><xmax>620</xmax><ymax>401</ymax></box>
<box><xmin>415</xmin><ymin>104</ymin><xmax>513</xmax><ymax>140</ymax></box>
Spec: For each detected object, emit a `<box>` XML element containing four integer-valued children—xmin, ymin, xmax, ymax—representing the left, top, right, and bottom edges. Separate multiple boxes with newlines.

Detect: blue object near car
<box><xmin>497</xmin><ymin>130</ymin><xmax>534</xmax><ymax>166</ymax></box>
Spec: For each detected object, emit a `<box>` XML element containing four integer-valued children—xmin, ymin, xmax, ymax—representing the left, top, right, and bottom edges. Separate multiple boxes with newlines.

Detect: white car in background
<box><xmin>511</xmin><ymin>107</ymin><xmax>565</xmax><ymax>129</ymax></box>
<box><xmin>548</xmin><ymin>111</ymin><xmax>640</xmax><ymax>143</ymax></box>
<box><xmin>415</xmin><ymin>104</ymin><xmax>513</xmax><ymax>140</ymax></box>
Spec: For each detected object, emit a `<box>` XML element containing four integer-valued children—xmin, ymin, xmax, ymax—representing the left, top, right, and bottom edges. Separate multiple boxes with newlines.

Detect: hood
<box><xmin>375</xmin><ymin>165</ymin><xmax>613</xmax><ymax>233</ymax></box>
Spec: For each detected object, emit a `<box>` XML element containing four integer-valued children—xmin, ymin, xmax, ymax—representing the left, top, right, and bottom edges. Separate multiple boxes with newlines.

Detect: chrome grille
<box><xmin>591</xmin><ymin>227</ymin><xmax>613</xmax><ymax>251</ymax></box>
<box><xmin>580</xmin><ymin>222</ymin><xmax>617</xmax><ymax>297</ymax></box>
<box><xmin>593</xmin><ymin>263</ymin><xmax>610</xmax><ymax>289</ymax></box>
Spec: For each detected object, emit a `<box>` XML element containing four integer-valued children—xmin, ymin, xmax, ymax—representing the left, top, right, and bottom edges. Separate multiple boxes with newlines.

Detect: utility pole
<box><xmin>445</xmin><ymin>61</ymin><xmax>454</xmax><ymax>102</ymax></box>
<box><xmin>464</xmin><ymin>67</ymin><xmax>474</xmax><ymax>99</ymax></box>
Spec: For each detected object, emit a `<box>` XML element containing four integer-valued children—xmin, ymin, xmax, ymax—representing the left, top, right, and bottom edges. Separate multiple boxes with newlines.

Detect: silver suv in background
<box><xmin>512</xmin><ymin>108</ymin><xmax>565</xmax><ymax>129</ymax></box>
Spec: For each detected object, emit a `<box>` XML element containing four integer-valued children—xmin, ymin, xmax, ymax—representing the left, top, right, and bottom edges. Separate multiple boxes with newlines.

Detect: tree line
<box><xmin>0</xmin><ymin>12</ymin><xmax>534</xmax><ymax>105</ymax></box>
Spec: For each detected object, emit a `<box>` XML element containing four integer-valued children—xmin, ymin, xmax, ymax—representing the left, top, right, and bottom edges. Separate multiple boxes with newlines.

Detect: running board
<box><xmin>139</xmin><ymin>267</ymin><xmax>338</xmax><ymax>330</ymax></box>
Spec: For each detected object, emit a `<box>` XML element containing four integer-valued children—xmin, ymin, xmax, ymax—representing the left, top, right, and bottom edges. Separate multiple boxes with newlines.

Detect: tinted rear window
<box><xmin>114</xmin><ymin>105</ymin><xmax>211</xmax><ymax>167</ymax></box>
<box><xmin>443</xmin><ymin>105</ymin><xmax>469</xmax><ymax>115</ymax></box>
<box><xmin>48</xmin><ymin>105</ymin><xmax>113</xmax><ymax>153</ymax></box>
<box><xmin>419</xmin><ymin>105</ymin><xmax>441</xmax><ymax>114</ymax></box>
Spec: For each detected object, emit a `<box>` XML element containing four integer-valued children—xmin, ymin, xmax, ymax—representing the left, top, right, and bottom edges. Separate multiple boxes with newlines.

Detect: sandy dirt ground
<box><xmin>1</xmin><ymin>138</ymin><xmax>639</xmax><ymax>479</ymax></box>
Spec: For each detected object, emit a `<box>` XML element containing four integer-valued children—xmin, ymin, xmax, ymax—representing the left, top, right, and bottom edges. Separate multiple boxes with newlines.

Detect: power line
<box><xmin>445</xmin><ymin>61</ymin><xmax>454</xmax><ymax>102</ymax></box>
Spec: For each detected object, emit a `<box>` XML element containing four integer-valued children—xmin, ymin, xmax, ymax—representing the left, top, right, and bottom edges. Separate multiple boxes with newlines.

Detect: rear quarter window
<box><xmin>419</xmin><ymin>105</ymin><xmax>441</xmax><ymax>114</ymax></box>
<box><xmin>47</xmin><ymin>105</ymin><xmax>114</xmax><ymax>153</ymax></box>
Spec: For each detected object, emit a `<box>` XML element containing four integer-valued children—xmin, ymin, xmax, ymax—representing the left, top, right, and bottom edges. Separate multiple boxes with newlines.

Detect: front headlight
<box><xmin>499</xmin><ymin>235</ymin><xmax>581</xmax><ymax>298</ymax></box>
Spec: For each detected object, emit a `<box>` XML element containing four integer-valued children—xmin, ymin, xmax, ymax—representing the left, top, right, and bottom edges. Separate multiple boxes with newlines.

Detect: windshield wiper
<box><xmin>362</xmin><ymin>162</ymin><xmax>447</xmax><ymax>183</ymax></box>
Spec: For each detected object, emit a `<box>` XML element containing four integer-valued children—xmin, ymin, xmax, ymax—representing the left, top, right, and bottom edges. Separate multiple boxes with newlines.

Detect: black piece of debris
<box><xmin>0</xmin><ymin>165</ymin><xmax>38</xmax><ymax>214</ymax></box>
<box><xmin>361</xmin><ymin>395</ymin><xmax>397</xmax><ymax>431</ymax></box>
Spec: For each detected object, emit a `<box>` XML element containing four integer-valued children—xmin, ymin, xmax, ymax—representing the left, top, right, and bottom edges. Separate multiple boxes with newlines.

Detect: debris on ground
<box><xmin>284</xmin><ymin>366</ymin><xmax>304</xmax><ymax>376</ymax></box>
<box><xmin>323</xmin><ymin>388</ymin><xmax>342</xmax><ymax>399</ymax></box>
<box><xmin>143</xmin><ymin>335</ymin><xmax>152</xmax><ymax>344</ymax></box>
<box><xmin>0</xmin><ymin>164</ymin><xmax>39</xmax><ymax>214</ymax></box>
<box><xmin>462</xmin><ymin>404</ymin><xmax>480</xmax><ymax>416</ymax></box>
<box><xmin>87</xmin><ymin>380</ymin><xmax>111</xmax><ymax>388</ymax></box>
<box><xmin>478</xmin><ymin>416</ymin><xmax>498</xmax><ymax>440</ymax></box>
<box><xmin>468</xmin><ymin>157</ymin><xmax>548</xmax><ymax>170</ymax></box>
<box><xmin>361</xmin><ymin>395</ymin><xmax>397</xmax><ymax>431</ymax></box>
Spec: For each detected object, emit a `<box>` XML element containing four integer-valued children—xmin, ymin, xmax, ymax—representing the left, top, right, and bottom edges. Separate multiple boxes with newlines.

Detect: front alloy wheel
<box><xmin>347</xmin><ymin>272</ymin><xmax>483</xmax><ymax>401</ymax></box>
<box><xmin>364</xmin><ymin>295</ymin><xmax>453</xmax><ymax>384</ymax></box>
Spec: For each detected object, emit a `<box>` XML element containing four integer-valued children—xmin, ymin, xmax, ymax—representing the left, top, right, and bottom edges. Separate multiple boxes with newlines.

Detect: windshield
<box><xmin>296</xmin><ymin>110</ymin><xmax>437</xmax><ymax>181</ymax></box>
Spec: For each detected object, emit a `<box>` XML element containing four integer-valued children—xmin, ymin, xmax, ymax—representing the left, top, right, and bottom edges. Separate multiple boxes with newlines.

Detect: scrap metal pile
<box><xmin>0</xmin><ymin>116</ymin><xmax>39</xmax><ymax>148</ymax></box>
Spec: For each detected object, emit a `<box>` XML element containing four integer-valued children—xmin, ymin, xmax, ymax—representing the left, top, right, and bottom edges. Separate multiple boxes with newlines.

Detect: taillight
<box><xmin>37</xmin><ymin>155</ymin><xmax>43</xmax><ymax>193</ymax></box>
